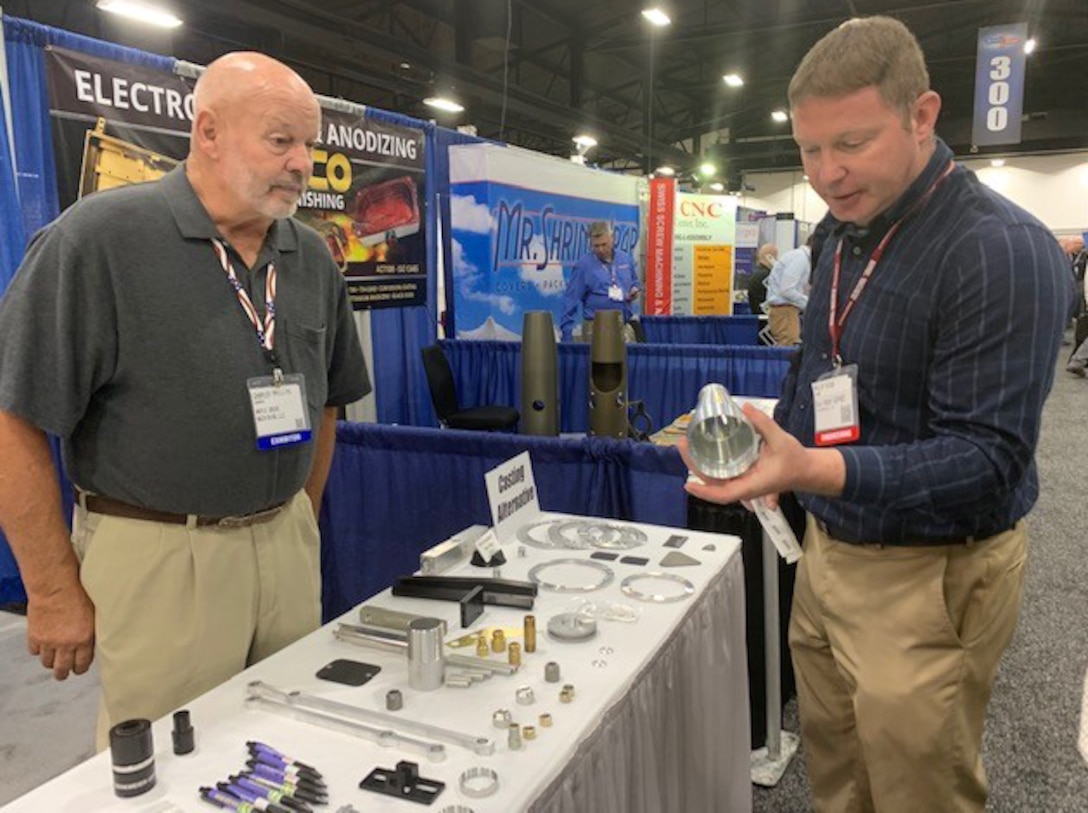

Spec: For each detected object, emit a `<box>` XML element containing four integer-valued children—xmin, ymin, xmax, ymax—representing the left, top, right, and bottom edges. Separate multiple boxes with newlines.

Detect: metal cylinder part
<box><xmin>491</xmin><ymin>629</ymin><xmax>506</xmax><ymax>653</ymax></box>
<box><xmin>544</xmin><ymin>661</ymin><xmax>561</xmax><ymax>683</ymax></box>
<box><xmin>524</xmin><ymin>615</ymin><xmax>537</xmax><ymax>653</ymax></box>
<box><xmin>110</xmin><ymin>718</ymin><xmax>156</xmax><ymax>798</ymax></box>
<box><xmin>386</xmin><ymin>689</ymin><xmax>404</xmax><ymax>711</ymax></box>
<box><xmin>475</xmin><ymin>636</ymin><xmax>490</xmax><ymax>658</ymax></box>
<box><xmin>521</xmin><ymin>310</ymin><xmax>560</xmax><ymax>436</ymax></box>
<box><xmin>686</xmin><ymin>383</ymin><xmax>760</xmax><ymax>479</ymax></box>
<box><xmin>588</xmin><ymin>310</ymin><xmax>628</xmax><ymax>438</ymax></box>
<box><xmin>539</xmin><ymin>713</ymin><xmax>553</xmax><ymax>727</ymax></box>
<box><xmin>523</xmin><ymin>725</ymin><xmax>537</xmax><ymax>740</ymax></box>
<box><xmin>492</xmin><ymin>709</ymin><xmax>512</xmax><ymax>729</ymax></box>
<box><xmin>508</xmin><ymin>641</ymin><xmax>522</xmax><ymax>667</ymax></box>
<box><xmin>408</xmin><ymin>617</ymin><xmax>446</xmax><ymax>691</ymax></box>
<box><xmin>508</xmin><ymin>723</ymin><xmax>522</xmax><ymax>750</ymax></box>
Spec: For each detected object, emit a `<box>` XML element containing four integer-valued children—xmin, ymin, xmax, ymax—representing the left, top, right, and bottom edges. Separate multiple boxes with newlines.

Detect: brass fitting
<box><xmin>491</xmin><ymin>629</ymin><xmax>506</xmax><ymax>653</ymax></box>
<box><xmin>524</xmin><ymin>615</ymin><xmax>537</xmax><ymax>653</ymax></box>
<box><xmin>539</xmin><ymin>713</ymin><xmax>553</xmax><ymax>727</ymax></box>
<box><xmin>508</xmin><ymin>641</ymin><xmax>522</xmax><ymax>667</ymax></box>
<box><xmin>476</xmin><ymin>636</ymin><xmax>490</xmax><ymax>658</ymax></box>
<box><xmin>523</xmin><ymin>725</ymin><xmax>537</xmax><ymax>740</ymax></box>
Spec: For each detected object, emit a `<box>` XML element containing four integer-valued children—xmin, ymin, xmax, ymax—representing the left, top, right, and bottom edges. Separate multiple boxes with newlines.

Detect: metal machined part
<box><xmin>475</xmin><ymin>636</ymin><xmax>490</xmax><ymax>658</ymax></box>
<box><xmin>524</xmin><ymin>615</ymin><xmax>537</xmax><ymax>653</ymax></box>
<box><xmin>448</xmin><ymin>652</ymin><xmax>518</xmax><ymax>675</ymax></box>
<box><xmin>592</xmin><ymin>659</ymin><xmax>608</xmax><ymax>668</ymax></box>
<box><xmin>620</xmin><ymin>572</ymin><xmax>697</xmax><ymax>604</ymax></box>
<box><xmin>508</xmin><ymin>723</ymin><xmax>522</xmax><ymax>750</ymax></box>
<box><xmin>544</xmin><ymin>661</ymin><xmax>561</xmax><ymax>683</ymax></box>
<box><xmin>386</xmin><ymin>690</ymin><xmax>403</xmax><ymax>711</ymax></box>
<box><xmin>547</xmin><ymin>519</ymin><xmax>648</xmax><ymax>551</ymax></box>
<box><xmin>515</xmin><ymin>686</ymin><xmax>535</xmax><ymax>705</ymax></box>
<box><xmin>334</xmin><ymin>623</ymin><xmax>407</xmax><ymax>656</ymax></box>
<box><xmin>408</xmin><ymin>618</ymin><xmax>446</xmax><ymax>691</ymax></box>
<box><xmin>459</xmin><ymin>766</ymin><xmax>500</xmax><ymax>799</ymax></box>
<box><xmin>491</xmin><ymin>629</ymin><xmax>506</xmax><ymax>653</ymax></box>
<box><xmin>516</xmin><ymin>518</ymin><xmax>563</xmax><ymax>549</ymax></box>
<box><xmin>492</xmin><ymin>709</ymin><xmax>512</xmax><ymax>729</ymax></box>
<box><xmin>438</xmin><ymin>806</ymin><xmax>476</xmax><ymax>813</ymax></box>
<box><xmin>420</xmin><ymin>525</ymin><xmax>488</xmax><ymax>575</ymax></box>
<box><xmin>357</xmin><ymin>605</ymin><xmax>429</xmax><ymax>633</ymax></box>
<box><xmin>559</xmin><ymin>687</ymin><xmax>574</xmax><ymax>703</ymax></box>
<box><xmin>529</xmin><ymin>559</ymin><xmax>614</xmax><ymax>593</ymax></box>
<box><xmin>245</xmin><ymin>692</ymin><xmax>447</xmax><ymax>762</ymax></box>
<box><xmin>522</xmin><ymin>725</ymin><xmax>537</xmax><ymax>740</ymax></box>
<box><xmin>508</xmin><ymin>642</ymin><xmax>522</xmax><ymax>667</ymax></box>
<box><xmin>539</xmin><ymin>713</ymin><xmax>552</xmax><ymax>727</ymax></box>
<box><xmin>246</xmin><ymin>681</ymin><xmax>494</xmax><ymax>756</ymax></box>
<box><xmin>546</xmin><ymin>613</ymin><xmax>598</xmax><ymax>642</ymax></box>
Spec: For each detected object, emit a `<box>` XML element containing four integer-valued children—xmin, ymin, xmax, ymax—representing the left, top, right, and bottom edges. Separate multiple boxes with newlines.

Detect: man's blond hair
<box><xmin>788</xmin><ymin>16</ymin><xmax>929</xmax><ymax>123</ymax></box>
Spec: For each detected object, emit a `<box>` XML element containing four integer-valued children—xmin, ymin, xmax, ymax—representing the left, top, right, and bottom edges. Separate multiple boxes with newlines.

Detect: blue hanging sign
<box><xmin>972</xmin><ymin>23</ymin><xmax>1028</xmax><ymax>147</ymax></box>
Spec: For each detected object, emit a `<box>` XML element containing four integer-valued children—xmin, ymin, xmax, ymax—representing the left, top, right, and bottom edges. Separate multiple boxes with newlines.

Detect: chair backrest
<box><xmin>421</xmin><ymin>344</ymin><xmax>460</xmax><ymax>421</ymax></box>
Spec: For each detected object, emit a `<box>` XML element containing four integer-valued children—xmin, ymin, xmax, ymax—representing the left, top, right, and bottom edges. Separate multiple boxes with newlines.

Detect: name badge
<box><xmin>812</xmin><ymin>364</ymin><xmax>860</xmax><ymax>446</ymax></box>
<box><xmin>608</xmin><ymin>284</ymin><xmax>624</xmax><ymax>301</ymax></box>
<box><xmin>247</xmin><ymin>373</ymin><xmax>313</xmax><ymax>450</ymax></box>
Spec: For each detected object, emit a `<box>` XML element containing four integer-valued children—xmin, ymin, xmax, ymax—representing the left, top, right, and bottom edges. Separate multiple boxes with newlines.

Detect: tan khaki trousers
<box><xmin>72</xmin><ymin>491</ymin><xmax>321</xmax><ymax>749</ymax></box>
<box><xmin>768</xmin><ymin>304</ymin><xmax>801</xmax><ymax>345</ymax></box>
<box><xmin>788</xmin><ymin>515</ymin><xmax>1027</xmax><ymax>813</ymax></box>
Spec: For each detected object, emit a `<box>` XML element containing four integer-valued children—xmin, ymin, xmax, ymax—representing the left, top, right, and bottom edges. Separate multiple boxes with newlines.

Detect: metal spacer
<box><xmin>522</xmin><ymin>725</ymin><xmax>537</xmax><ymax>740</ymax></box>
<box><xmin>459</xmin><ymin>765</ymin><xmax>500</xmax><ymax>798</ymax></box>
<box><xmin>539</xmin><ymin>713</ymin><xmax>553</xmax><ymax>727</ymax></box>
<box><xmin>386</xmin><ymin>689</ymin><xmax>403</xmax><ymax>711</ymax></box>
<box><xmin>492</xmin><ymin>708</ymin><xmax>512</xmax><ymax>729</ymax></box>
<box><xmin>515</xmin><ymin>685</ymin><xmax>535</xmax><ymax>705</ymax></box>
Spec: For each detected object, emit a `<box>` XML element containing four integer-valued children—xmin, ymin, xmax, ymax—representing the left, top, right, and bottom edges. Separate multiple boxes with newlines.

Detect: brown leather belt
<box><xmin>80</xmin><ymin>492</ymin><xmax>288</xmax><ymax>529</ymax></box>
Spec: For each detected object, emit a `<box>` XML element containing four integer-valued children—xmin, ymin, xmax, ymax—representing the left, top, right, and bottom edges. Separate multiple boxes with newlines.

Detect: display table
<box><xmin>2</xmin><ymin>513</ymin><xmax>750</xmax><ymax>813</ymax></box>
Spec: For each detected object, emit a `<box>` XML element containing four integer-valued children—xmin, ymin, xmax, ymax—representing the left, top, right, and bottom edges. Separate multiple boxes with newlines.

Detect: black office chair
<box><xmin>421</xmin><ymin>344</ymin><xmax>520</xmax><ymax>431</ymax></box>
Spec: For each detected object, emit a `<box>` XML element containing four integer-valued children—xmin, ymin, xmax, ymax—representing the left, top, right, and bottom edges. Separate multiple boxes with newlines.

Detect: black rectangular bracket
<box><xmin>360</xmin><ymin>760</ymin><xmax>445</xmax><ymax>805</ymax></box>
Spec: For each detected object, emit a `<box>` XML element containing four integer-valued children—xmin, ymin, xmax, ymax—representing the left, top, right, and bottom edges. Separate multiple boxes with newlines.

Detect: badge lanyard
<box><xmin>828</xmin><ymin>161</ymin><xmax>955</xmax><ymax>365</ymax></box>
<box><xmin>211</xmin><ymin>239</ymin><xmax>281</xmax><ymax>379</ymax></box>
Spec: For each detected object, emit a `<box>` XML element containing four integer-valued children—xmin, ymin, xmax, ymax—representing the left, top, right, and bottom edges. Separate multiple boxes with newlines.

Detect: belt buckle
<box><xmin>215</xmin><ymin>504</ymin><xmax>282</xmax><ymax>529</ymax></box>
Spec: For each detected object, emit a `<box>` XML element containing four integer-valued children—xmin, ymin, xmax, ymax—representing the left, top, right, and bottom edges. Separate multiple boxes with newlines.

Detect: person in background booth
<box><xmin>679</xmin><ymin>16</ymin><xmax>1070</xmax><ymax>812</ymax></box>
<box><xmin>0</xmin><ymin>52</ymin><xmax>370</xmax><ymax>748</ymax></box>
<box><xmin>747</xmin><ymin>242</ymin><xmax>778</xmax><ymax>316</ymax></box>
<box><xmin>560</xmin><ymin>220</ymin><xmax>640</xmax><ymax>342</ymax></box>
<box><xmin>764</xmin><ymin>235</ymin><xmax>814</xmax><ymax>345</ymax></box>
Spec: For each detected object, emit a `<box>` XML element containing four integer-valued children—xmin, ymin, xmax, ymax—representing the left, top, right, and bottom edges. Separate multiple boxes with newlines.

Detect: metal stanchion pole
<box><xmin>750</xmin><ymin>530</ymin><xmax>799</xmax><ymax>786</ymax></box>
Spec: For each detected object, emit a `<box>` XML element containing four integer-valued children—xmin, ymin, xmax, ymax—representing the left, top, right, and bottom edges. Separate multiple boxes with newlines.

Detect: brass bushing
<box><xmin>508</xmin><ymin>641</ymin><xmax>522</xmax><ymax>667</ymax></box>
<box><xmin>524</xmin><ymin>615</ymin><xmax>537</xmax><ymax>653</ymax></box>
<box><xmin>476</xmin><ymin>636</ymin><xmax>490</xmax><ymax>658</ymax></box>
<box><xmin>539</xmin><ymin>713</ymin><xmax>553</xmax><ymax>728</ymax></box>
<box><xmin>491</xmin><ymin>629</ymin><xmax>506</xmax><ymax>653</ymax></box>
<box><xmin>523</xmin><ymin>725</ymin><xmax>537</xmax><ymax>740</ymax></box>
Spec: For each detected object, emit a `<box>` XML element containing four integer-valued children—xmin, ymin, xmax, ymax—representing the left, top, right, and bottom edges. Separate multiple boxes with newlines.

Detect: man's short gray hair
<box><xmin>588</xmin><ymin>221</ymin><xmax>611</xmax><ymax>239</ymax></box>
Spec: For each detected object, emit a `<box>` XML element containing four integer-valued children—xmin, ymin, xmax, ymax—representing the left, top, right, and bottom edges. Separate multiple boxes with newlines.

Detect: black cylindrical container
<box><xmin>110</xmin><ymin>718</ymin><xmax>156</xmax><ymax>797</ymax></box>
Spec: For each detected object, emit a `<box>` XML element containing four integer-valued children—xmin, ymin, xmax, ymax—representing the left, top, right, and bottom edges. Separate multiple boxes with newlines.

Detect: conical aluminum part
<box><xmin>686</xmin><ymin>383</ymin><xmax>760</xmax><ymax>479</ymax></box>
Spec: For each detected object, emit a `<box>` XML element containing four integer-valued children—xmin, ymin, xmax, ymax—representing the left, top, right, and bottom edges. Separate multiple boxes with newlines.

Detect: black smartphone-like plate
<box><xmin>316</xmin><ymin>658</ymin><xmax>382</xmax><ymax>686</ymax></box>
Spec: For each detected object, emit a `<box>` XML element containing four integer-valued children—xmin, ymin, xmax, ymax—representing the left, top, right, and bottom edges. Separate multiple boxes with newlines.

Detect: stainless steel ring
<box><xmin>619</xmin><ymin>572</ymin><xmax>696</xmax><ymax>603</ymax></box>
<box><xmin>459</xmin><ymin>765</ymin><xmax>500</xmax><ymax>798</ymax></box>
<box><xmin>528</xmin><ymin>558</ymin><xmax>614</xmax><ymax>592</ymax></box>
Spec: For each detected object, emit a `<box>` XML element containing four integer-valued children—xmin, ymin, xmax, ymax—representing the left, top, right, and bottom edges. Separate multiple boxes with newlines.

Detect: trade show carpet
<box><xmin>2</xmin><ymin>340</ymin><xmax>1087</xmax><ymax>811</ymax></box>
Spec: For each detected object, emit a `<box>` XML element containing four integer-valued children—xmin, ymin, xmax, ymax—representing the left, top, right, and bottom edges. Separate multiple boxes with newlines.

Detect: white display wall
<box><xmin>741</xmin><ymin>151</ymin><xmax>1088</xmax><ymax>234</ymax></box>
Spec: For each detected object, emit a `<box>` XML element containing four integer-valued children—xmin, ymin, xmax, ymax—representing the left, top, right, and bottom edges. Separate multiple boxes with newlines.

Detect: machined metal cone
<box><xmin>686</xmin><ymin>383</ymin><xmax>760</xmax><ymax>479</ymax></box>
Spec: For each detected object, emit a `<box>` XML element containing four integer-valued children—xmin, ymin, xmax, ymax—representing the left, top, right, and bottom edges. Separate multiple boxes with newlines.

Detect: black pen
<box><xmin>246</xmin><ymin>742</ymin><xmax>321</xmax><ymax>778</ymax></box>
<box><xmin>240</xmin><ymin>770</ymin><xmax>327</xmax><ymax>806</ymax></box>
<box><xmin>245</xmin><ymin>759</ymin><xmax>327</xmax><ymax>793</ymax></box>
<box><xmin>246</xmin><ymin>752</ymin><xmax>324</xmax><ymax>787</ymax></box>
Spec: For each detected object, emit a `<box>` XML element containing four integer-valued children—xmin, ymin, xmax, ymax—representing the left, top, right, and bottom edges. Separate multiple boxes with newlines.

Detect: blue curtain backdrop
<box><xmin>0</xmin><ymin>87</ymin><xmax>24</xmax><ymax>291</ymax></box>
<box><xmin>640</xmin><ymin>315</ymin><xmax>761</xmax><ymax>346</ymax></box>
<box><xmin>439</xmin><ymin>339</ymin><xmax>793</xmax><ymax>434</ymax></box>
<box><xmin>319</xmin><ymin>421</ymin><xmax>688</xmax><ymax>619</ymax></box>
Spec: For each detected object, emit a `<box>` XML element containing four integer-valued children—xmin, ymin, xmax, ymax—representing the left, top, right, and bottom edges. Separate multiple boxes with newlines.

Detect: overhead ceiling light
<box><xmin>572</xmin><ymin>134</ymin><xmax>598</xmax><ymax>149</ymax></box>
<box><xmin>708</xmin><ymin>182</ymin><xmax>725</xmax><ymax>192</ymax></box>
<box><xmin>654</xmin><ymin>166</ymin><xmax>676</xmax><ymax>176</ymax></box>
<box><xmin>699</xmin><ymin>162</ymin><xmax>717</xmax><ymax>177</ymax></box>
<box><xmin>990</xmin><ymin>158</ymin><xmax>1006</xmax><ymax>167</ymax></box>
<box><xmin>424</xmin><ymin>96</ymin><xmax>465</xmax><ymax>114</ymax></box>
<box><xmin>1024</xmin><ymin>38</ymin><xmax>1037</xmax><ymax>55</ymax></box>
<box><xmin>641</xmin><ymin>8</ymin><xmax>671</xmax><ymax>26</ymax></box>
<box><xmin>96</xmin><ymin>0</ymin><xmax>182</xmax><ymax>28</ymax></box>
<box><xmin>771</xmin><ymin>110</ymin><xmax>789</xmax><ymax>123</ymax></box>
<box><xmin>722</xmin><ymin>74</ymin><xmax>744</xmax><ymax>88</ymax></box>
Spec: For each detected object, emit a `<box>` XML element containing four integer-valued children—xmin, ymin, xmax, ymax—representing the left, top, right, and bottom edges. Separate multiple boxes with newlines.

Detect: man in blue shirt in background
<box><xmin>680</xmin><ymin>16</ymin><xmax>1070</xmax><ymax>813</ymax></box>
<box><xmin>764</xmin><ymin>235</ymin><xmax>813</xmax><ymax>345</ymax></box>
<box><xmin>560</xmin><ymin>221</ymin><xmax>639</xmax><ymax>342</ymax></box>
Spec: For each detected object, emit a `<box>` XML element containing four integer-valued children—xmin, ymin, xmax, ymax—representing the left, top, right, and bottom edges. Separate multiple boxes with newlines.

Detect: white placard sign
<box><xmin>484</xmin><ymin>451</ymin><xmax>541</xmax><ymax>543</ymax></box>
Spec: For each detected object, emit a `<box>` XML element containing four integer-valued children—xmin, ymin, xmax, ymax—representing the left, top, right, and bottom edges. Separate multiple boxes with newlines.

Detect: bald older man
<box><xmin>0</xmin><ymin>53</ymin><xmax>369</xmax><ymax>746</ymax></box>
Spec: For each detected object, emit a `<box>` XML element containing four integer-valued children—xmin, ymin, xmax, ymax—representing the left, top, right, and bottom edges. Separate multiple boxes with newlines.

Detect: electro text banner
<box><xmin>645</xmin><ymin>177</ymin><xmax>675</xmax><ymax>316</ymax></box>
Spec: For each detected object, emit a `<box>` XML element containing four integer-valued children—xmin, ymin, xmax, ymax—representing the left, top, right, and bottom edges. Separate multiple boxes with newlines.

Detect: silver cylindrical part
<box><xmin>408</xmin><ymin>617</ymin><xmax>446</xmax><ymax>691</ymax></box>
<box><xmin>686</xmin><ymin>383</ymin><xmax>760</xmax><ymax>479</ymax></box>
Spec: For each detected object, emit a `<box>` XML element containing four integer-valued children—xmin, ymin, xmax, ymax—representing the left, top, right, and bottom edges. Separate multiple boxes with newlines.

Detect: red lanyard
<box><xmin>828</xmin><ymin>160</ymin><xmax>955</xmax><ymax>364</ymax></box>
<box><xmin>211</xmin><ymin>239</ymin><xmax>278</xmax><ymax>365</ymax></box>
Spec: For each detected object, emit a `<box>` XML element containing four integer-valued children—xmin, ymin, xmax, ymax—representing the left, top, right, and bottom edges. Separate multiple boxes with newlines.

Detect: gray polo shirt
<box><xmin>0</xmin><ymin>165</ymin><xmax>370</xmax><ymax>515</ymax></box>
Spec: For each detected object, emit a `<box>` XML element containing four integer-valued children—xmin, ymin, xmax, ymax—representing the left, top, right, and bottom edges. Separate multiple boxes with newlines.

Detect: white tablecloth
<box><xmin>3</xmin><ymin>513</ymin><xmax>750</xmax><ymax>813</ymax></box>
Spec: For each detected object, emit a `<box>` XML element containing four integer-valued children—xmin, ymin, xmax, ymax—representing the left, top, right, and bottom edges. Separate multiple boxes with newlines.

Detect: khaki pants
<box><xmin>72</xmin><ymin>491</ymin><xmax>321</xmax><ymax>749</ymax></box>
<box><xmin>789</xmin><ymin>515</ymin><xmax>1027</xmax><ymax>813</ymax></box>
<box><xmin>768</xmin><ymin>304</ymin><xmax>801</xmax><ymax>345</ymax></box>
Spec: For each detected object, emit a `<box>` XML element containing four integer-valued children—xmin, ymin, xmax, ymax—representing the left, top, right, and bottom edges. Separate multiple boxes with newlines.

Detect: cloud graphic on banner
<box><xmin>450</xmin><ymin>194</ymin><xmax>493</xmax><ymax>234</ymax></box>
<box><xmin>452</xmin><ymin>238</ymin><xmax>516</xmax><ymax>315</ymax></box>
<box><xmin>519</xmin><ymin>236</ymin><xmax>567</xmax><ymax>297</ymax></box>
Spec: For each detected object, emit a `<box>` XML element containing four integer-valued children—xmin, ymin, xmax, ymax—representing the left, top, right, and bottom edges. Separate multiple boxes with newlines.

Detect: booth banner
<box><xmin>672</xmin><ymin>193</ymin><xmax>737</xmax><ymax>315</ymax></box>
<box><xmin>449</xmin><ymin>143</ymin><xmax>640</xmax><ymax>339</ymax></box>
<box><xmin>732</xmin><ymin>221</ymin><xmax>760</xmax><ymax>303</ymax></box>
<box><xmin>44</xmin><ymin>50</ymin><xmax>426</xmax><ymax>311</ymax></box>
<box><xmin>645</xmin><ymin>177</ymin><xmax>675</xmax><ymax>316</ymax></box>
<box><xmin>972</xmin><ymin>23</ymin><xmax>1028</xmax><ymax>147</ymax></box>
<box><xmin>293</xmin><ymin>109</ymin><xmax>428</xmax><ymax>310</ymax></box>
